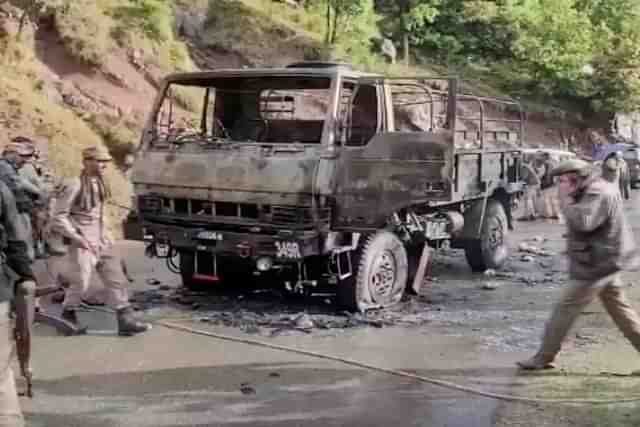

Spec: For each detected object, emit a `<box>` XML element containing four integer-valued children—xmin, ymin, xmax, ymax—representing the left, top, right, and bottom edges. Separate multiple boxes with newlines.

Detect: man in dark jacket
<box><xmin>0</xmin><ymin>179</ymin><xmax>36</xmax><ymax>426</ymax></box>
<box><xmin>518</xmin><ymin>158</ymin><xmax>640</xmax><ymax>370</ymax></box>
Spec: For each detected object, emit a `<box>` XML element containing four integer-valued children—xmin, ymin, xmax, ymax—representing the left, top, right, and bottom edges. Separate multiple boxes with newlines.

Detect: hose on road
<box><xmin>155</xmin><ymin>319</ymin><xmax>640</xmax><ymax>406</ymax></box>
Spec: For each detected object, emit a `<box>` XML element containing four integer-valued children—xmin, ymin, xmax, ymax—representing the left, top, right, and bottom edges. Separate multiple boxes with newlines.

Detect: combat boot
<box><xmin>61</xmin><ymin>309</ymin><xmax>88</xmax><ymax>336</ymax></box>
<box><xmin>117</xmin><ymin>306</ymin><xmax>151</xmax><ymax>336</ymax></box>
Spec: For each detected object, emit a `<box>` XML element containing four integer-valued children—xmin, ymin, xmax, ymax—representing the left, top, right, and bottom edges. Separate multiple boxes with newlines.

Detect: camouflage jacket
<box><xmin>0</xmin><ymin>159</ymin><xmax>42</xmax><ymax>213</ymax></box>
<box><xmin>0</xmin><ymin>181</ymin><xmax>35</xmax><ymax>303</ymax></box>
<box><xmin>563</xmin><ymin>174</ymin><xmax>638</xmax><ymax>280</ymax></box>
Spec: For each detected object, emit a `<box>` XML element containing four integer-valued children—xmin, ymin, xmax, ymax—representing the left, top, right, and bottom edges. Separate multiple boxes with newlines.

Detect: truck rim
<box><xmin>488</xmin><ymin>222</ymin><xmax>504</xmax><ymax>250</ymax></box>
<box><xmin>370</xmin><ymin>250</ymin><xmax>397</xmax><ymax>298</ymax></box>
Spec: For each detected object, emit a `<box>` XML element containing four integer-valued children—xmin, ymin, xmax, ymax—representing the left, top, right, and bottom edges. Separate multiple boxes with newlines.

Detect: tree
<box><xmin>376</xmin><ymin>0</ymin><xmax>440</xmax><ymax>65</ymax></box>
<box><xmin>323</xmin><ymin>0</ymin><xmax>366</xmax><ymax>45</ymax></box>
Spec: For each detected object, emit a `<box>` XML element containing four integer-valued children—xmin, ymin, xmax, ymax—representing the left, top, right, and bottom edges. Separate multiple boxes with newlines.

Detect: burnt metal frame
<box><xmin>360</xmin><ymin>76</ymin><xmax>525</xmax><ymax>150</ymax></box>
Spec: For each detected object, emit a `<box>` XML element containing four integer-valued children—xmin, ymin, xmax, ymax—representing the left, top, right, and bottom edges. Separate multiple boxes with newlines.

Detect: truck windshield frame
<box><xmin>150</xmin><ymin>75</ymin><xmax>334</xmax><ymax>146</ymax></box>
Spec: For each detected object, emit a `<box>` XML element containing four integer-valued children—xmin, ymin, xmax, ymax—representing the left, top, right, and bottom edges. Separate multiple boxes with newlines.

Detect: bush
<box><xmin>54</xmin><ymin>0</ymin><xmax>114</xmax><ymax>66</ymax></box>
<box><xmin>110</xmin><ymin>0</ymin><xmax>173</xmax><ymax>43</ymax></box>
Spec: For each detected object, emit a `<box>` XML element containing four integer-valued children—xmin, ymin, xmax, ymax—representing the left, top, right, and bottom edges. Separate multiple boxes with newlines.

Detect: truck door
<box><xmin>333</xmin><ymin>78</ymin><xmax>454</xmax><ymax>230</ymax></box>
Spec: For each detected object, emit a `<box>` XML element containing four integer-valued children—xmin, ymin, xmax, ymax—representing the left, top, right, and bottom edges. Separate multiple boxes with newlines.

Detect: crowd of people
<box><xmin>0</xmin><ymin>137</ymin><xmax>149</xmax><ymax>427</ymax></box>
<box><xmin>518</xmin><ymin>149</ymin><xmax>633</xmax><ymax>223</ymax></box>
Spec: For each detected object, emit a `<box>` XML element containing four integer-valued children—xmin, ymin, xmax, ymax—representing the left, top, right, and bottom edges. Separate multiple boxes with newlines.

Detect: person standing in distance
<box><xmin>518</xmin><ymin>158</ymin><xmax>640</xmax><ymax>370</ymax></box>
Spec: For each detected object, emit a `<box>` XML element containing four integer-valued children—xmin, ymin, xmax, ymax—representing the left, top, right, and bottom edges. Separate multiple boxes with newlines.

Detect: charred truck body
<box><xmin>131</xmin><ymin>62</ymin><xmax>525</xmax><ymax>311</ymax></box>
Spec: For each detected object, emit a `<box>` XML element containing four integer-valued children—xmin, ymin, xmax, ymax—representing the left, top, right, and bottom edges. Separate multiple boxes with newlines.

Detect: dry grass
<box><xmin>54</xmin><ymin>0</ymin><xmax>115</xmax><ymax>66</ymax></box>
<box><xmin>0</xmin><ymin>64</ymin><xmax>131</xmax><ymax>234</ymax></box>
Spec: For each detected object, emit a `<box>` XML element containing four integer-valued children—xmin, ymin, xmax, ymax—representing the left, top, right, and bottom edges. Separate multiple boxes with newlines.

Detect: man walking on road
<box><xmin>51</xmin><ymin>146</ymin><xmax>150</xmax><ymax>336</ymax></box>
<box><xmin>518</xmin><ymin>158</ymin><xmax>640</xmax><ymax>370</ymax></box>
<box><xmin>0</xmin><ymin>179</ymin><xmax>36</xmax><ymax>427</ymax></box>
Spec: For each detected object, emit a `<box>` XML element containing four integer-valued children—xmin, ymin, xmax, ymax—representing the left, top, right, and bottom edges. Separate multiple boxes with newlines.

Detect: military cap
<box><xmin>550</xmin><ymin>158</ymin><xmax>591</xmax><ymax>177</ymax></box>
<box><xmin>4</xmin><ymin>142</ymin><xmax>35</xmax><ymax>156</ymax></box>
<box><xmin>82</xmin><ymin>146</ymin><xmax>113</xmax><ymax>161</ymax></box>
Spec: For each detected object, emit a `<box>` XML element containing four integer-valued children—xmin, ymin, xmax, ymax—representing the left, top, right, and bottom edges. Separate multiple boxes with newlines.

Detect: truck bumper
<box><xmin>141</xmin><ymin>222</ymin><xmax>322</xmax><ymax>262</ymax></box>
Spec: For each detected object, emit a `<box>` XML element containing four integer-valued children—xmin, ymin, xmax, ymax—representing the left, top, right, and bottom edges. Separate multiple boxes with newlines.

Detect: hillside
<box><xmin>0</xmin><ymin>0</ymin><xmax>617</xmax><ymax>230</ymax></box>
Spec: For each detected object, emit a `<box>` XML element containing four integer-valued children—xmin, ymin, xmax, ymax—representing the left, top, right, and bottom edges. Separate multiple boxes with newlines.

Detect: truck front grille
<box><xmin>140</xmin><ymin>196</ymin><xmax>330</xmax><ymax>228</ymax></box>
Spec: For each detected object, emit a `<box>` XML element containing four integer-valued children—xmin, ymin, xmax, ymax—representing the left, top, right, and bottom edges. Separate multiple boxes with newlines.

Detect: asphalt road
<box><xmin>17</xmin><ymin>191</ymin><xmax>640</xmax><ymax>427</ymax></box>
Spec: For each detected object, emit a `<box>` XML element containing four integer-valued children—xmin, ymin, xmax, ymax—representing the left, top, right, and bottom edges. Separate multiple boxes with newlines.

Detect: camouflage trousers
<box><xmin>0</xmin><ymin>303</ymin><xmax>24</xmax><ymax>427</ymax></box>
<box><xmin>534</xmin><ymin>274</ymin><xmax>640</xmax><ymax>361</ymax></box>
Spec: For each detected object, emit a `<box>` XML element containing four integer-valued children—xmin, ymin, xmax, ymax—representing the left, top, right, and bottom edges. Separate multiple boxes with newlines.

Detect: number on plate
<box><xmin>275</xmin><ymin>241</ymin><xmax>301</xmax><ymax>259</ymax></box>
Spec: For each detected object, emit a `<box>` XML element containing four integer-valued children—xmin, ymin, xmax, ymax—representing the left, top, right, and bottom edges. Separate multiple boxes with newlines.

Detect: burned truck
<box><xmin>131</xmin><ymin>62</ymin><xmax>526</xmax><ymax>311</ymax></box>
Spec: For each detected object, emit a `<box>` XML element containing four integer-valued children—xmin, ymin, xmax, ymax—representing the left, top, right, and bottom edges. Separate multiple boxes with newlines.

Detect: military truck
<box><xmin>130</xmin><ymin>62</ymin><xmax>526</xmax><ymax>311</ymax></box>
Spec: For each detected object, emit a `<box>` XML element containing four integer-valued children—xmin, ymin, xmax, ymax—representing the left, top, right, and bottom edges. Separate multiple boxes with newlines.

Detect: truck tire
<box><xmin>337</xmin><ymin>231</ymin><xmax>408</xmax><ymax>312</ymax></box>
<box><xmin>464</xmin><ymin>201</ymin><xmax>509</xmax><ymax>272</ymax></box>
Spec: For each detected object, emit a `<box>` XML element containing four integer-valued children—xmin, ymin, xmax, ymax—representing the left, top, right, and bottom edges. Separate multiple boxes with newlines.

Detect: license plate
<box><xmin>197</xmin><ymin>231</ymin><xmax>223</xmax><ymax>241</ymax></box>
<box><xmin>156</xmin><ymin>243</ymin><xmax>169</xmax><ymax>257</ymax></box>
<box><xmin>275</xmin><ymin>241</ymin><xmax>302</xmax><ymax>259</ymax></box>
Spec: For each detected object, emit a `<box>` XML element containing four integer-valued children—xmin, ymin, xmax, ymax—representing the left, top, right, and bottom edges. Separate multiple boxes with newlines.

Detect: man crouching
<box><xmin>50</xmin><ymin>146</ymin><xmax>150</xmax><ymax>336</ymax></box>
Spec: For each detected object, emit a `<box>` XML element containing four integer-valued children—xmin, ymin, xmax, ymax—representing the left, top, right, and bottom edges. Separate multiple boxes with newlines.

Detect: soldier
<box><xmin>0</xmin><ymin>142</ymin><xmax>43</xmax><ymax>263</ymax></box>
<box><xmin>50</xmin><ymin>146</ymin><xmax>150</xmax><ymax>336</ymax></box>
<box><xmin>11</xmin><ymin>137</ymin><xmax>48</xmax><ymax>259</ymax></box>
<box><xmin>517</xmin><ymin>159</ymin><xmax>640</xmax><ymax>370</ymax></box>
<box><xmin>601</xmin><ymin>151</ymin><xmax>630</xmax><ymax>200</ymax></box>
<box><xmin>0</xmin><ymin>179</ymin><xmax>36</xmax><ymax>427</ymax></box>
<box><xmin>539</xmin><ymin>152</ymin><xmax>562</xmax><ymax>222</ymax></box>
<box><xmin>518</xmin><ymin>157</ymin><xmax>542</xmax><ymax>221</ymax></box>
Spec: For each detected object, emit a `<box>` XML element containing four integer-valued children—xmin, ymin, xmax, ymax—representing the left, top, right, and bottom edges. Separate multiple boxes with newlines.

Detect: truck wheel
<box><xmin>464</xmin><ymin>201</ymin><xmax>509</xmax><ymax>272</ymax></box>
<box><xmin>337</xmin><ymin>231</ymin><xmax>408</xmax><ymax>312</ymax></box>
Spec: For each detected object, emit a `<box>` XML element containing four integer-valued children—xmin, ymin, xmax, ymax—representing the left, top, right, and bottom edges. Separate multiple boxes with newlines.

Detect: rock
<box><xmin>518</xmin><ymin>242</ymin><xmax>532</xmax><ymax>252</ymax></box>
<box><xmin>293</xmin><ymin>313</ymin><xmax>314</xmax><ymax>330</ymax></box>
<box><xmin>240</xmin><ymin>383</ymin><xmax>256</xmax><ymax>395</ymax></box>
<box><xmin>521</xmin><ymin>255</ymin><xmax>535</xmax><ymax>262</ymax></box>
<box><xmin>269</xmin><ymin>372</ymin><xmax>281</xmax><ymax>378</ymax></box>
<box><xmin>242</xmin><ymin>324</ymin><xmax>261</xmax><ymax>334</ymax></box>
<box><xmin>483</xmin><ymin>269</ymin><xmax>496</xmax><ymax>277</ymax></box>
<box><xmin>482</xmin><ymin>282</ymin><xmax>499</xmax><ymax>290</ymax></box>
<box><xmin>381</xmin><ymin>38</ymin><xmax>397</xmax><ymax>63</ymax></box>
<box><xmin>174</xmin><ymin>9</ymin><xmax>207</xmax><ymax>40</ymax></box>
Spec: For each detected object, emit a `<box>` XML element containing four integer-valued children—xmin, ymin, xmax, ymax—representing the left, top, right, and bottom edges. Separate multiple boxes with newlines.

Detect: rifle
<box><xmin>13</xmin><ymin>281</ymin><xmax>68</xmax><ymax>398</ymax></box>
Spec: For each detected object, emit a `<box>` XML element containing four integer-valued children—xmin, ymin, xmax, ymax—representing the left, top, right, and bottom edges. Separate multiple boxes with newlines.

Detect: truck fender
<box><xmin>459</xmin><ymin>200</ymin><xmax>486</xmax><ymax>240</ymax></box>
<box><xmin>459</xmin><ymin>191</ymin><xmax>512</xmax><ymax>240</ymax></box>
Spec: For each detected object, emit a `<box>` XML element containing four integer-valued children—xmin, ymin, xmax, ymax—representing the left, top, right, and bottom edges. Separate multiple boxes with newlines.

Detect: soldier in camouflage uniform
<box><xmin>10</xmin><ymin>137</ymin><xmax>48</xmax><ymax>259</ymax></box>
<box><xmin>518</xmin><ymin>158</ymin><xmax>640</xmax><ymax>370</ymax></box>
<box><xmin>0</xmin><ymin>142</ymin><xmax>44</xmax><ymax>263</ymax></box>
<box><xmin>0</xmin><ymin>179</ymin><xmax>36</xmax><ymax>427</ymax></box>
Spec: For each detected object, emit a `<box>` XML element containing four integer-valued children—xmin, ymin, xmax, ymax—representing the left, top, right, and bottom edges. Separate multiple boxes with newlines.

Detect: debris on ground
<box><xmin>483</xmin><ymin>269</ymin><xmax>496</xmax><ymax>278</ymax></box>
<box><xmin>240</xmin><ymin>383</ymin><xmax>256</xmax><ymax>395</ymax></box>
<box><xmin>518</xmin><ymin>242</ymin><xmax>554</xmax><ymax>257</ymax></box>
<box><xmin>482</xmin><ymin>282</ymin><xmax>500</xmax><ymax>290</ymax></box>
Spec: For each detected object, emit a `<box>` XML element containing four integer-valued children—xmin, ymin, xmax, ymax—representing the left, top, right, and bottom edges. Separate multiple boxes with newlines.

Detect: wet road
<box><xmin>19</xmin><ymin>191</ymin><xmax>640</xmax><ymax>426</ymax></box>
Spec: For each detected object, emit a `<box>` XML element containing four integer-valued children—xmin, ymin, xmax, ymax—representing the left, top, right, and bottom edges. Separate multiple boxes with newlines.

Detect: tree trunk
<box><xmin>330</xmin><ymin>7</ymin><xmax>339</xmax><ymax>44</ymax></box>
<box><xmin>324</xmin><ymin>1</ymin><xmax>331</xmax><ymax>45</ymax></box>
<box><xmin>403</xmin><ymin>33</ymin><xmax>409</xmax><ymax>66</ymax></box>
